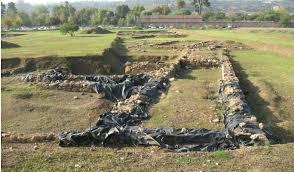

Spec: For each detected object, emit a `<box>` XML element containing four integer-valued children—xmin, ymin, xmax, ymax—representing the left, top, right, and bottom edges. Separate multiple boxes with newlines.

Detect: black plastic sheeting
<box><xmin>88</xmin><ymin>74</ymin><xmax>151</xmax><ymax>101</ymax></box>
<box><xmin>22</xmin><ymin>69</ymin><xmax>265</xmax><ymax>151</ymax></box>
<box><xmin>60</xmin><ymin>127</ymin><xmax>237</xmax><ymax>151</ymax></box>
<box><xmin>51</xmin><ymin>71</ymin><xmax>238</xmax><ymax>151</ymax></box>
<box><xmin>219</xmin><ymin>79</ymin><xmax>268</xmax><ymax>143</ymax></box>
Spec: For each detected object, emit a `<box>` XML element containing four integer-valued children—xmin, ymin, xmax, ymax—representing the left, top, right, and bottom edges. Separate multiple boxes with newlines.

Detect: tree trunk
<box><xmin>197</xmin><ymin>0</ymin><xmax>202</xmax><ymax>15</ymax></box>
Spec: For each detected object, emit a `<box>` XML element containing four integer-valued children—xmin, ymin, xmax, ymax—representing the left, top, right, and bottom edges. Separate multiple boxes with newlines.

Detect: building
<box><xmin>140</xmin><ymin>15</ymin><xmax>203</xmax><ymax>27</ymax></box>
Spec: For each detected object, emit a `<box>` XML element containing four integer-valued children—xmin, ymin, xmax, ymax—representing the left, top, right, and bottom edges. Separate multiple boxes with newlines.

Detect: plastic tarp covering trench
<box><xmin>23</xmin><ymin>69</ymin><xmax>267</xmax><ymax>151</ymax></box>
<box><xmin>40</xmin><ymin>71</ymin><xmax>236</xmax><ymax>151</ymax></box>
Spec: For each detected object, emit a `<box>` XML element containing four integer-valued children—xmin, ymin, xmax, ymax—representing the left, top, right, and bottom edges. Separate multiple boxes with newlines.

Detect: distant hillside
<box><xmin>13</xmin><ymin>0</ymin><xmax>294</xmax><ymax>13</ymax></box>
<box><xmin>70</xmin><ymin>0</ymin><xmax>294</xmax><ymax>13</ymax></box>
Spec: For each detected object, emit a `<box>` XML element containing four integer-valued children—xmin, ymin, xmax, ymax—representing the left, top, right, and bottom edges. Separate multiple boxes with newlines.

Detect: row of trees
<box><xmin>202</xmin><ymin>7</ymin><xmax>292</xmax><ymax>26</ymax></box>
<box><xmin>1</xmin><ymin>0</ymin><xmax>293</xmax><ymax>29</ymax></box>
<box><xmin>1</xmin><ymin>0</ymin><xmax>213</xmax><ymax>29</ymax></box>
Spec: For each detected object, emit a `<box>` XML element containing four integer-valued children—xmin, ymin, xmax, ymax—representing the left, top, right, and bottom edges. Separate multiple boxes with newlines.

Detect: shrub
<box><xmin>81</xmin><ymin>27</ymin><xmax>111</xmax><ymax>34</ymax></box>
<box><xmin>60</xmin><ymin>23</ymin><xmax>79</xmax><ymax>36</ymax></box>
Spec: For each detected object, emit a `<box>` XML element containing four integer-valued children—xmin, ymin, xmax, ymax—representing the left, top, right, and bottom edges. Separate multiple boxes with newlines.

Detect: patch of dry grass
<box><xmin>1</xmin><ymin>77</ymin><xmax>112</xmax><ymax>135</ymax></box>
<box><xmin>144</xmin><ymin>68</ymin><xmax>222</xmax><ymax>129</ymax></box>
<box><xmin>2</xmin><ymin>142</ymin><xmax>294</xmax><ymax>171</ymax></box>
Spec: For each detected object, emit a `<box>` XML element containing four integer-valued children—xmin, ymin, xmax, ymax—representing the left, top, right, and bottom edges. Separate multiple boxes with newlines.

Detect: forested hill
<box><xmin>71</xmin><ymin>0</ymin><xmax>294</xmax><ymax>13</ymax></box>
<box><xmin>14</xmin><ymin>0</ymin><xmax>294</xmax><ymax>13</ymax></box>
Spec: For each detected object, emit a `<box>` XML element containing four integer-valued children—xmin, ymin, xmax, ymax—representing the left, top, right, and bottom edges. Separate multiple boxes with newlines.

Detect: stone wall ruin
<box><xmin>19</xmin><ymin>40</ymin><xmax>270</xmax><ymax>151</ymax></box>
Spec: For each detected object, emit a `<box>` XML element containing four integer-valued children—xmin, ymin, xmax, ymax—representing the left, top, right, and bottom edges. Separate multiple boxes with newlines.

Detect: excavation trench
<box><xmin>9</xmin><ymin>41</ymin><xmax>270</xmax><ymax>151</ymax></box>
<box><xmin>1</xmin><ymin>37</ymin><xmax>127</xmax><ymax>76</ymax></box>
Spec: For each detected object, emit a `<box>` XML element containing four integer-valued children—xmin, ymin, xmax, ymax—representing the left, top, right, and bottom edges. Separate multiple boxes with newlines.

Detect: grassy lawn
<box><xmin>144</xmin><ymin>69</ymin><xmax>223</xmax><ymax>129</ymax></box>
<box><xmin>1</xmin><ymin>31</ymin><xmax>117</xmax><ymax>58</ymax></box>
<box><xmin>2</xmin><ymin>142</ymin><xmax>294</xmax><ymax>171</ymax></box>
<box><xmin>183</xmin><ymin>29</ymin><xmax>294</xmax><ymax>48</ymax></box>
<box><xmin>231</xmin><ymin>50</ymin><xmax>294</xmax><ymax>142</ymax></box>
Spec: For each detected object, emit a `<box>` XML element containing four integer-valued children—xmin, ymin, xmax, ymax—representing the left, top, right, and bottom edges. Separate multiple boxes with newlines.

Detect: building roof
<box><xmin>140</xmin><ymin>15</ymin><xmax>203</xmax><ymax>23</ymax></box>
<box><xmin>141</xmin><ymin>15</ymin><xmax>202</xmax><ymax>19</ymax></box>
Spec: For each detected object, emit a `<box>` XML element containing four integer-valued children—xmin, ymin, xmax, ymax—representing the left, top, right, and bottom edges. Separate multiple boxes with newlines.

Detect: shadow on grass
<box><xmin>1</xmin><ymin>33</ymin><xmax>26</xmax><ymax>38</ymax></box>
<box><xmin>100</xmin><ymin>36</ymin><xmax>129</xmax><ymax>74</ymax></box>
<box><xmin>1</xmin><ymin>41</ymin><xmax>21</xmax><ymax>49</ymax></box>
<box><xmin>230</xmin><ymin>56</ymin><xmax>294</xmax><ymax>143</ymax></box>
<box><xmin>177</xmin><ymin>69</ymin><xmax>197</xmax><ymax>80</ymax></box>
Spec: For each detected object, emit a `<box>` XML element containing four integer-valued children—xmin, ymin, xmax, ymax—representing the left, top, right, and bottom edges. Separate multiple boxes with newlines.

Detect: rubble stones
<box><xmin>2</xmin><ymin>133</ymin><xmax>56</xmax><ymax>143</ymax></box>
<box><xmin>219</xmin><ymin>52</ymin><xmax>268</xmax><ymax>145</ymax></box>
<box><xmin>33</xmin><ymin>145</ymin><xmax>39</xmax><ymax>150</ymax></box>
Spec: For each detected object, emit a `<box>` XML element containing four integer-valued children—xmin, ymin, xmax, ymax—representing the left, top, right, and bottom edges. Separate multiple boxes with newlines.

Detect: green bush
<box><xmin>174</xmin><ymin>8</ymin><xmax>191</xmax><ymax>15</ymax></box>
<box><xmin>60</xmin><ymin>23</ymin><xmax>79</xmax><ymax>36</ymax></box>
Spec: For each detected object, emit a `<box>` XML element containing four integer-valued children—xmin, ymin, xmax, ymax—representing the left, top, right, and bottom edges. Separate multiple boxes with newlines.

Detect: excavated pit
<box><xmin>1</xmin><ymin>37</ymin><xmax>127</xmax><ymax>76</ymax></box>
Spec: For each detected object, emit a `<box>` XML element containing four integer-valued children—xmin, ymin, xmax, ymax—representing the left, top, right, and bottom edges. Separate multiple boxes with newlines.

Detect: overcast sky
<box><xmin>1</xmin><ymin>0</ymin><xmax>121</xmax><ymax>5</ymax></box>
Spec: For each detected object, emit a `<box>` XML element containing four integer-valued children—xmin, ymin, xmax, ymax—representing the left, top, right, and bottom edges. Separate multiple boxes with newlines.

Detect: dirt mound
<box><xmin>118</xmin><ymin>30</ymin><xmax>186</xmax><ymax>39</ymax></box>
<box><xmin>1</xmin><ymin>41</ymin><xmax>20</xmax><ymax>49</ymax></box>
<box><xmin>82</xmin><ymin>27</ymin><xmax>112</xmax><ymax>34</ymax></box>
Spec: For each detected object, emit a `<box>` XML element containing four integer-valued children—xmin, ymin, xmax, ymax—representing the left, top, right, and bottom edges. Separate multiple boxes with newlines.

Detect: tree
<box><xmin>150</xmin><ymin>5</ymin><xmax>171</xmax><ymax>15</ymax></box>
<box><xmin>176</xmin><ymin>0</ymin><xmax>186</xmax><ymax>9</ymax></box>
<box><xmin>49</xmin><ymin>16</ymin><xmax>61</xmax><ymax>26</ymax></box>
<box><xmin>1</xmin><ymin>2</ymin><xmax>5</xmax><ymax>28</ymax></box>
<box><xmin>115</xmin><ymin>5</ymin><xmax>130</xmax><ymax>19</ymax></box>
<box><xmin>52</xmin><ymin>1</ymin><xmax>76</xmax><ymax>24</ymax></box>
<box><xmin>91</xmin><ymin>9</ymin><xmax>107</xmax><ymax>25</ymax></box>
<box><xmin>191</xmin><ymin>0</ymin><xmax>210</xmax><ymax>15</ymax></box>
<box><xmin>127</xmin><ymin>5</ymin><xmax>145</xmax><ymax>26</ymax></box>
<box><xmin>132</xmin><ymin>5</ymin><xmax>145</xmax><ymax>17</ymax></box>
<box><xmin>104</xmin><ymin>11</ymin><xmax>116</xmax><ymax>25</ymax></box>
<box><xmin>3</xmin><ymin>15</ymin><xmax>14</xmax><ymax>29</ymax></box>
<box><xmin>73</xmin><ymin>8</ymin><xmax>96</xmax><ymax>26</ymax></box>
<box><xmin>91</xmin><ymin>9</ymin><xmax>117</xmax><ymax>26</ymax></box>
<box><xmin>126</xmin><ymin>13</ymin><xmax>136</xmax><ymax>26</ymax></box>
<box><xmin>60</xmin><ymin>22</ymin><xmax>79</xmax><ymax>36</ymax></box>
<box><xmin>175</xmin><ymin>8</ymin><xmax>191</xmax><ymax>15</ymax></box>
<box><xmin>18</xmin><ymin>11</ymin><xmax>31</xmax><ymax>26</ymax></box>
<box><xmin>229</xmin><ymin>13</ymin><xmax>249</xmax><ymax>21</ymax></box>
<box><xmin>141</xmin><ymin>10</ymin><xmax>152</xmax><ymax>16</ymax></box>
<box><xmin>117</xmin><ymin>18</ymin><xmax>126</xmax><ymax>26</ymax></box>
<box><xmin>1</xmin><ymin>2</ymin><xmax>5</xmax><ymax>17</ymax></box>
<box><xmin>3</xmin><ymin>2</ymin><xmax>23</xmax><ymax>29</ymax></box>
<box><xmin>31</xmin><ymin>5</ymin><xmax>49</xmax><ymax>26</ymax></box>
<box><xmin>13</xmin><ymin>15</ymin><xmax>22</xmax><ymax>28</ymax></box>
<box><xmin>7</xmin><ymin>2</ymin><xmax>17</xmax><ymax>15</ymax></box>
<box><xmin>279</xmin><ymin>15</ymin><xmax>291</xmax><ymax>27</ymax></box>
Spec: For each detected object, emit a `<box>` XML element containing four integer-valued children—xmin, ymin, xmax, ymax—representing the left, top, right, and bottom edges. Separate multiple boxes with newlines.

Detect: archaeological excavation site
<box><xmin>2</xmin><ymin>30</ymin><xmax>273</xmax><ymax>152</ymax></box>
<box><xmin>2</xmin><ymin>0</ymin><xmax>294</xmax><ymax>169</ymax></box>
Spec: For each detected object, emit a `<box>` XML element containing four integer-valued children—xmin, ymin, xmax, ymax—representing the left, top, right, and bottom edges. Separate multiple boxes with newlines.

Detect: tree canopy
<box><xmin>191</xmin><ymin>0</ymin><xmax>210</xmax><ymax>15</ymax></box>
<box><xmin>115</xmin><ymin>5</ymin><xmax>130</xmax><ymax>19</ymax></box>
<box><xmin>60</xmin><ymin>22</ymin><xmax>79</xmax><ymax>36</ymax></box>
<box><xmin>1</xmin><ymin>0</ymin><xmax>293</xmax><ymax>29</ymax></box>
<box><xmin>176</xmin><ymin>0</ymin><xmax>185</xmax><ymax>9</ymax></box>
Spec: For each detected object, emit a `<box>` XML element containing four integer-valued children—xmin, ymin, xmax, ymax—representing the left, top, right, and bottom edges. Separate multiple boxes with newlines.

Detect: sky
<box><xmin>1</xmin><ymin>0</ymin><xmax>121</xmax><ymax>5</ymax></box>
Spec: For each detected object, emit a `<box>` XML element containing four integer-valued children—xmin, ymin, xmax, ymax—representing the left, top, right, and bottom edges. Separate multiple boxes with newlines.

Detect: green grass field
<box><xmin>2</xmin><ymin>143</ymin><xmax>294</xmax><ymax>171</ymax></box>
<box><xmin>1</xmin><ymin>31</ymin><xmax>116</xmax><ymax>58</ymax></box>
